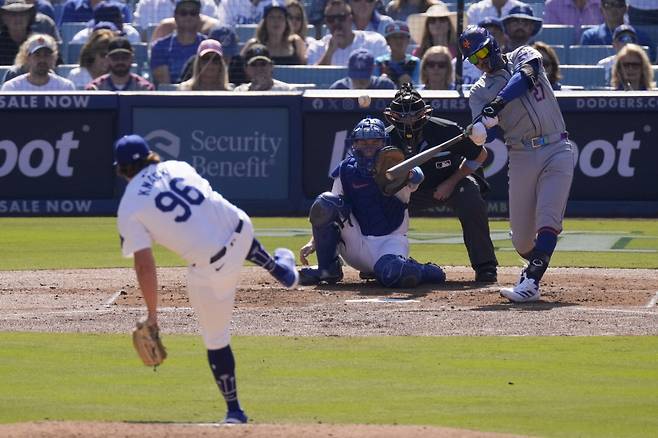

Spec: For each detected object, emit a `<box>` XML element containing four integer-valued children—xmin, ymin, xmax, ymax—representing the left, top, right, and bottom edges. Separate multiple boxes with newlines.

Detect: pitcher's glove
<box><xmin>374</xmin><ymin>146</ymin><xmax>408</xmax><ymax>196</ymax></box>
<box><xmin>132</xmin><ymin>318</ymin><xmax>167</xmax><ymax>367</ymax></box>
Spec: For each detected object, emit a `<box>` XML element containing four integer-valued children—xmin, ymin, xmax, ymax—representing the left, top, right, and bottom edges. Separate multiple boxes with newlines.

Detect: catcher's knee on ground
<box><xmin>373</xmin><ymin>255</ymin><xmax>446</xmax><ymax>288</ymax></box>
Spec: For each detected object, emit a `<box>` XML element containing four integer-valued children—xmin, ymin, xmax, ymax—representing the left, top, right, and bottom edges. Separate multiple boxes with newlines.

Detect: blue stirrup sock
<box><xmin>246</xmin><ymin>238</ymin><xmax>289</xmax><ymax>278</ymax></box>
<box><xmin>208</xmin><ymin>345</ymin><xmax>242</xmax><ymax>413</ymax></box>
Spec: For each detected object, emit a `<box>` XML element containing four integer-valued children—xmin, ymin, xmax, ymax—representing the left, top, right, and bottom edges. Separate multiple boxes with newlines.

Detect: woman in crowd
<box><xmin>611</xmin><ymin>43</ymin><xmax>656</xmax><ymax>91</ymax></box>
<box><xmin>67</xmin><ymin>28</ymin><xmax>112</xmax><ymax>88</ymax></box>
<box><xmin>350</xmin><ymin>0</ymin><xmax>394</xmax><ymax>35</ymax></box>
<box><xmin>178</xmin><ymin>38</ymin><xmax>232</xmax><ymax>90</ymax></box>
<box><xmin>385</xmin><ymin>0</ymin><xmax>437</xmax><ymax>23</ymax></box>
<box><xmin>532</xmin><ymin>41</ymin><xmax>562</xmax><ymax>91</ymax></box>
<box><xmin>242</xmin><ymin>1</ymin><xmax>306</xmax><ymax>65</ymax></box>
<box><xmin>286</xmin><ymin>0</ymin><xmax>316</xmax><ymax>49</ymax></box>
<box><xmin>408</xmin><ymin>2</ymin><xmax>458</xmax><ymax>58</ymax></box>
<box><xmin>419</xmin><ymin>45</ymin><xmax>452</xmax><ymax>89</ymax></box>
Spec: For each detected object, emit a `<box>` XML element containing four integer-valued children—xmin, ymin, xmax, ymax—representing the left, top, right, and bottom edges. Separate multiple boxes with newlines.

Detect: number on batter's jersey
<box><xmin>154</xmin><ymin>177</ymin><xmax>205</xmax><ymax>222</ymax></box>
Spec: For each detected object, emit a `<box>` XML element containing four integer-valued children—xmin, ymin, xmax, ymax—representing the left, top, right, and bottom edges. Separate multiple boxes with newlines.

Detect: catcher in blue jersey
<box><xmin>298</xmin><ymin>116</ymin><xmax>446</xmax><ymax>288</ymax></box>
<box><xmin>460</xmin><ymin>25</ymin><xmax>575</xmax><ymax>303</ymax></box>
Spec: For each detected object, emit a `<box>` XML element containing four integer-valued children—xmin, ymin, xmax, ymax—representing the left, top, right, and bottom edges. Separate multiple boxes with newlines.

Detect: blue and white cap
<box><xmin>114</xmin><ymin>134</ymin><xmax>151</xmax><ymax>166</ymax></box>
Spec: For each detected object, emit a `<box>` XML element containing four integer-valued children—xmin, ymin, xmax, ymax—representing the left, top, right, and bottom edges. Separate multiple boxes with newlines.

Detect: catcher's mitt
<box><xmin>374</xmin><ymin>146</ymin><xmax>408</xmax><ymax>196</ymax></box>
<box><xmin>132</xmin><ymin>318</ymin><xmax>167</xmax><ymax>367</ymax></box>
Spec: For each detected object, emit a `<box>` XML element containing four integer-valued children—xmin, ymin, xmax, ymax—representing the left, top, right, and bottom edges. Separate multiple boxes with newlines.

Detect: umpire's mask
<box><xmin>384</xmin><ymin>83</ymin><xmax>433</xmax><ymax>147</ymax></box>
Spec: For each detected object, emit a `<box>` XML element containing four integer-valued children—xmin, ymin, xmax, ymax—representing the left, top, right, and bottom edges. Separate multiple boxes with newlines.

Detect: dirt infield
<box><xmin>1</xmin><ymin>265</ymin><xmax>657</xmax><ymax>437</ymax></box>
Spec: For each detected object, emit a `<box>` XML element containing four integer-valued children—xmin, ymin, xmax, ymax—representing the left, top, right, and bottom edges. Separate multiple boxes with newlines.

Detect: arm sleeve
<box><xmin>118</xmin><ymin>212</ymin><xmax>153</xmax><ymax>258</ymax></box>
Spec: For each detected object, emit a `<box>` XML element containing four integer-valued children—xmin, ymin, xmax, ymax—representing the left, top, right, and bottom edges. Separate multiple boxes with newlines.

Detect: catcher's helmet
<box><xmin>459</xmin><ymin>25</ymin><xmax>504</xmax><ymax>70</ymax></box>
<box><xmin>347</xmin><ymin>116</ymin><xmax>388</xmax><ymax>175</ymax></box>
<box><xmin>384</xmin><ymin>83</ymin><xmax>433</xmax><ymax>144</ymax></box>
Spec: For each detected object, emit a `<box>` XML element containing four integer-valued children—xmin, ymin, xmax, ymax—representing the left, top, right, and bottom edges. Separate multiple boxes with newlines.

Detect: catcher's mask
<box><xmin>384</xmin><ymin>83</ymin><xmax>433</xmax><ymax>143</ymax></box>
<box><xmin>459</xmin><ymin>25</ymin><xmax>505</xmax><ymax>71</ymax></box>
<box><xmin>346</xmin><ymin>116</ymin><xmax>389</xmax><ymax>175</ymax></box>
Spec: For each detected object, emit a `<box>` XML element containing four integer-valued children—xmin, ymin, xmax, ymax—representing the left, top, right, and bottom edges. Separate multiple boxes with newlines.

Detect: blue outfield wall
<box><xmin>0</xmin><ymin>90</ymin><xmax>657</xmax><ymax>217</ymax></box>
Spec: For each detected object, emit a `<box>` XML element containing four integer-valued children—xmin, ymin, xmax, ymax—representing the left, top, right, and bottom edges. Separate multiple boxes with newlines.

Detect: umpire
<box><xmin>384</xmin><ymin>84</ymin><xmax>498</xmax><ymax>282</ymax></box>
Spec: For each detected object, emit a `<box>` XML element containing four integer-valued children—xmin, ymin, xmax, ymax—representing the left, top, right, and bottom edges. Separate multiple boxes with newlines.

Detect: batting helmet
<box><xmin>459</xmin><ymin>25</ymin><xmax>504</xmax><ymax>70</ymax></box>
<box><xmin>383</xmin><ymin>83</ymin><xmax>432</xmax><ymax>147</ymax></box>
<box><xmin>347</xmin><ymin>116</ymin><xmax>388</xmax><ymax>175</ymax></box>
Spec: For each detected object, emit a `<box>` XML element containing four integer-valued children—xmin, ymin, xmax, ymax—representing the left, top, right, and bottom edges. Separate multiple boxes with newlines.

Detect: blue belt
<box><xmin>521</xmin><ymin>131</ymin><xmax>569</xmax><ymax>149</ymax></box>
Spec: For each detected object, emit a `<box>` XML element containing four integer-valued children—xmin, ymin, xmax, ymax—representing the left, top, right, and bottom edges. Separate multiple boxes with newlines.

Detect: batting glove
<box><xmin>482</xmin><ymin>96</ymin><xmax>506</xmax><ymax>118</ymax></box>
<box><xmin>468</xmin><ymin>122</ymin><xmax>487</xmax><ymax>146</ymax></box>
<box><xmin>482</xmin><ymin>115</ymin><xmax>498</xmax><ymax>128</ymax></box>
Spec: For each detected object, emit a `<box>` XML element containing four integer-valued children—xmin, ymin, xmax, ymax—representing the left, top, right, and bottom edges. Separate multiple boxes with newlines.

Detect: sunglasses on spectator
<box><xmin>602</xmin><ymin>2</ymin><xmax>625</xmax><ymax>9</ymax></box>
<box><xmin>467</xmin><ymin>46</ymin><xmax>489</xmax><ymax>65</ymax></box>
<box><xmin>108</xmin><ymin>52</ymin><xmax>131</xmax><ymax>61</ymax></box>
<box><xmin>176</xmin><ymin>8</ymin><xmax>200</xmax><ymax>16</ymax></box>
<box><xmin>201</xmin><ymin>55</ymin><xmax>223</xmax><ymax>65</ymax></box>
<box><xmin>427</xmin><ymin>17</ymin><xmax>449</xmax><ymax>24</ymax></box>
<box><xmin>325</xmin><ymin>13</ymin><xmax>349</xmax><ymax>24</ymax></box>
<box><xmin>288</xmin><ymin>13</ymin><xmax>303</xmax><ymax>21</ymax></box>
<box><xmin>249</xmin><ymin>59</ymin><xmax>271</xmax><ymax>67</ymax></box>
<box><xmin>621</xmin><ymin>61</ymin><xmax>641</xmax><ymax>69</ymax></box>
<box><xmin>424</xmin><ymin>60</ymin><xmax>449</xmax><ymax>69</ymax></box>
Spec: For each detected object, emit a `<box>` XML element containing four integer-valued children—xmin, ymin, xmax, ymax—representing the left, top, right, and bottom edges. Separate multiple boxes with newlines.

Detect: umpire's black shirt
<box><xmin>389</xmin><ymin>117</ymin><xmax>487</xmax><ymax>194</ymax></box>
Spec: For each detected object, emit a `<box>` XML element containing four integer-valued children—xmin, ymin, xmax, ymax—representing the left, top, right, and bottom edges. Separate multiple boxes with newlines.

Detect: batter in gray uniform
<box><xmin>459</xmin><ymin>25</ymin><xmax>575</xmax><ymax>303</ymax></box>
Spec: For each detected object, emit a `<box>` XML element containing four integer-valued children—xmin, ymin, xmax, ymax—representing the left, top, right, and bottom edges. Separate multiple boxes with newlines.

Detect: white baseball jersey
<box><xmin>466</xmin><ymin>0</ymin><xmax>525</xmax><ymax>26</ymax></box>
<box><xmin>118</xmin><ymin>160</ymin><xmax>243</xmax><ymax>264</ymax></box>
<box><xmin>330</xmin><ymin>177</ymin><xmax>414</xmax><ymax>274</ymax></box>
<box><xmin>1</xmin><ymin>73</ymin><xmax>76</xmax><ymax>91</ymax></box>
<box><xmin>307</xmin><ymin>30</ymin><xmax>390</xmax><ymax>66</ymax></box>
<box><xmin>217</xmin><ymin>0</ymin><xmax>268</xmax><ymax>27</ymax></box>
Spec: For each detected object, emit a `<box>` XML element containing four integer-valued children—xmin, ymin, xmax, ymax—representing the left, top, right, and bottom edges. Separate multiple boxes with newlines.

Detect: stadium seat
<box><xmin>0</xmin><ymin>65</ymin><xmax>11</xmax><ymax>85</ymax></box>
<box><xmin>272</xmin><ymin>65</ymin><xmax>348</xmax><ymax>88</ymax></box>
<box><xmin>559</xmin><ymin>65</ymin><xmax>606</xmax><ymax>88</ymax></box>
<box><xmin>536</xmin><ymin>25</ymin><xmax>576</xmax><ymax>47</ymax></box>
<box><xmin>653</xmin><ymin>66</ymin><xmax>658</xmax><ymax>83</ymax></box>
<box><xmin>235</xmin><ymin>24</ymin><xmax>258</xmax><ymax>43</ymax></box>
<box><xmin>60</xmin><ymin>22</ymin><xmax>88</xmax><ymax>43</ymax></box>
<box><xmin>55</xmin><ymin>64</ymin><xmax>78</xmax><ymax>78</ymax></box>
<box><xmin>549</xmin><ymin>45</ymin><xmax>566</xmax><ymax>64</ymax></box>
<box><xmin>633</xmin><ymin>25</ymin><xmax>658</xmax><ymax>62</ymax></box>
<box><xmin>568</xmin><ymin>45</ymin><xmax>614</xmax><ymax>65</ymax></box>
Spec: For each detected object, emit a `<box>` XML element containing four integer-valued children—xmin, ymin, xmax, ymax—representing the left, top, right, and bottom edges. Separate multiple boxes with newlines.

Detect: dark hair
<box><xmin>116</xmin><ymin>152</ymin><xmax>161</xmax><ymax>179</ymax></box>
<box><xmin>532</xmin><ymin>41</ymin><xmax>562</xmax><ymax>85</ymax></box>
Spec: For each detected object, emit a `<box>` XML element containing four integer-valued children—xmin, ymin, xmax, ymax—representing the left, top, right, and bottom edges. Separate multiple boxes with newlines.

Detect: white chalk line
<box><xmin>646</xmin><ymin>291</ymin><xmax>658</xmax><ymax>309</ymax></box>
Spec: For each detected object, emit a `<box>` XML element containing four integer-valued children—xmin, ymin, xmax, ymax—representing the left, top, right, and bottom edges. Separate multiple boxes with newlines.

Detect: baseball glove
<box><xmin>374</xmin><ymin>146</ymin><xmax>408</xmax><ymax>196</ymax></box>
<box><xmin>132</xmin><ymin>318</ymin><xmax>167</xmax><ymax>367</ymax></box>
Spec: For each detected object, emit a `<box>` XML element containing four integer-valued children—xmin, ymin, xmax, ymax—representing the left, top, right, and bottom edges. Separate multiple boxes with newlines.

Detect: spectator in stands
<box><xmin>466</xmin><ymin>0</ymin><xmax>524</xmax><ymax>25</ymax></box>
<box><xmin>178</xmin><ymin>38</ymin><xmax>232</xmax><ymax>90</ymax></box>
<box><xmin>1</xmin><ymin>34</ymin><xmax>75</xmax><ymax>89</ymax></box>
<box><xmin>598</xmin><ymin>24</ymin><xmax>639</xmax><ymax>84</ymax></box>
<box><xmin>419</xmin><ymin>45</ymin><xmax>453</xmax><ymax>89</ymax></box>
<box><xmin>234</xmin><ymin>43</ymin><xmax>297</xmax><ymax>90</ymax></box>
<box><xmin>532</xmin><ymin>41</ymin><xmax>563</xmax><ymax>90</ymax></box>
<box><xmin>67</xmin><ymin>27</ymin><xmax>112</xmax><ymax>87</ymax></box>
<box><xmin>286</xmin><ymin>0</ymin><xmax>316</xmax><ymax>49</ymax></box>
<box><xmin>13</xmin><ymin>0</ymin><xmax>56</xmax><ymax>21</ymax></box>
<box><xmin>0</xmin><ymin>0</ymin><xmax>60</xmax><ymax>65</ymax></box>
<box><xmin>2</xmin><ymin>0</ymin><xmax>60</xmax><ymax>41</ymax></box>
<box><xmin>133</xmin><ymin>0</ymin><xmax>218</xmax><ymax>31</ymax></box>
<box><xmin>501</xmin><ymin>4</ymin><xmax>542</xmax><ymax>52</ymax></box>
<box><xmin>70</xmin><ymin>1</ymin><xmax>140</xmax><ymax>44</ymax></box>
<box><xmin>458</xmin><ymin>17</ymin><xmax>507</xmax><ymax>85</ymax></box>
<box><xmin>351</xmin><ymin>0</ymin><xmax>394</xmax><ymax>36</ymax></box>
<box><xmin>330</xmin><ymin>47</ymin><xmax>396</xmax><ymax>89</ymax></box>
<box><xmin>374</xmin><ymin>21</ymin><xmax>420</xmax><ymax>86</ymax></box>
<box><xmin>148</xmin><ymin>4</ymin><xmax>220</xmax><ymax>45</ymax></box>
<box><xmin>307</xmin><ymin>0</ymin><xmax>389</xmax><ymax>66</ymax></box>
<box><xmin>217</xmin><ymin>0</ymin><xmax>269</xmax><ymax>28</ymax></box>
<box><xmin>543</xmin><ymin>0</ymin><xmax>604</xmax><ymax>42</ymax></box>
<box><xmin>407</xmin><ymin>2</ymin><xmax>458</xmax><ymax>59</ymax></box>
<box><xmin>627</xmin><ymin>0</ymin><xmax>658</xmax><ymax>26</ymax></box>
<box><xmin>150</xmin><ymin>0</ymin><xmax>206</xmax><ymax>85</ymax></box>
<box><xmin>59</xmin><ymin>0</ymin><xmax>131</xmax><ymax>26</ymax></box>
<box><xmin>87</xmin><ymin>36</ymin><xmax>155</xmax><ymax>90</ymax></box>
<box><xmin>611</xmin><ymin>43</ymin><xmax>655</xmax><ymax>90</ymax></box>
<box><xmin>241</xmin><ymin>0</ymin><xmax>306</xmax><ymax>65</ymax></box>
<box><xmin>580</xmin><ymin>0</ymin><xmax>654</xmax><ymax>61</ymax></box>
<box><xmin>385</xmin><ymin>0</ymin><xmax>437</xmax><ymax>22</ymax></box>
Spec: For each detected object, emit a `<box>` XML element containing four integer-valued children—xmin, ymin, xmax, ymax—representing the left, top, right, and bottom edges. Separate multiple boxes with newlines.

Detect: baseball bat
<box><xmin>385</xmin><ymin>131</ymin><xmax>468</xmax><ymax>181</ymax></box>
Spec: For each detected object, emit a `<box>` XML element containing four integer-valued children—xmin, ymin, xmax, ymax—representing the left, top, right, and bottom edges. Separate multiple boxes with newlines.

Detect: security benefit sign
<box><xmin>133</xmin><ymin>107</ymin><xmax>289</xmax><ymax>200</ymax></box>
<box><xmin>0</xmin><ymin>110</ymin><xmax>116</xmax><ymax>214</ymax></box>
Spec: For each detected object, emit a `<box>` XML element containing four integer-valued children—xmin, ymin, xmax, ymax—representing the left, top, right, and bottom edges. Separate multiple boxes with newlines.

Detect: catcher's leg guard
<box><xmin>299</xmin><ymin>193</ymin><xmax>348</xmax><ymax>285</ymax></box>
<box><xmin>420</xmin><ymin>261</ymin><xmax>446</xmax><ymax>284</ymax></box>
<box><xmin>373</xmin><ymin>254</ymin><xmax>424</xmax><ymax>288</ymax></box>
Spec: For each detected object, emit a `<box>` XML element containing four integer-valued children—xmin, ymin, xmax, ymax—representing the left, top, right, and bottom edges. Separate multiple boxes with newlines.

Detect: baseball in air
<box><xmin>358</xmin><ymin>95</ymin><xmax>371</xmax><ymax>108</ymax></box>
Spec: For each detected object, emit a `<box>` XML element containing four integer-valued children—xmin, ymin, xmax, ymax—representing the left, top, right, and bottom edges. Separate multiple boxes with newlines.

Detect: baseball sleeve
<box><xmin>118</xmin><ymin>212</ymin><xmax>153</xmax><ymax>258</ymax></box>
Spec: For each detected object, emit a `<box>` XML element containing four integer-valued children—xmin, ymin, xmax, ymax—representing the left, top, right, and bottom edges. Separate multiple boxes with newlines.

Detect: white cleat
<box><xmin>500</xmin><ymin>273</ymin><xmax>540</xmax><ymax>303</ymax></box>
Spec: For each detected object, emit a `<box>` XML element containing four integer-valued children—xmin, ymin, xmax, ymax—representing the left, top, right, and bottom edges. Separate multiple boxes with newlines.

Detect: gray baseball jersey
<box><xmin>468</xmin><ymin>45</ymin><xmax>575</xmax><ymax>256</ymax></box>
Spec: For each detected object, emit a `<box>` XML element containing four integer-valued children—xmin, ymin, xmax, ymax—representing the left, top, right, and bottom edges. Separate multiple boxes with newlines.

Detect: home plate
<box><xmin>345</xmin><ymin>298</ymin><xmax>419</xmax><ymax>303</ymax></box>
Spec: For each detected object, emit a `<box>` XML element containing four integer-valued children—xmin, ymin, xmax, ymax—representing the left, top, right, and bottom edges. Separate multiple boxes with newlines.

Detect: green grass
<box><xmin>0</xmin><ymin>217</ymin><xmax>656</xmax><ymax>270</ymax></box>
<box><xmin>1</xmin><ymin>333</ymin><xmax>657</xmax><ymax>438</ymax></box>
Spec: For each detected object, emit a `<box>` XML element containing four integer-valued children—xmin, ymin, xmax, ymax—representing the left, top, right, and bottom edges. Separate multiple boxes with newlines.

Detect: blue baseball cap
<box><xmin>114</xmin><ymin>135</ymin><xmax>150</xmax><ymax>166</ymax></box>
<box><xmin>93</xmin><ymin>1</ymin><xmax>123</xmax><ymax>26</ymax></box>
<box><xmin>478</xmin><ymin>17</ymin><xmax>503</xmax><ymax>32</ymax></box>
<box><xmin>209</xmin><ymin>25</ymin><xmax>239</xmax><ymax>57</ymax></box>
<box><xmin>613</xmin><ymin>24</ymin><xmax>637</xmax><ymax>43</ymax></box>
<box><xmin>502</xmin><ymin>4</ymin><xmax>542</xmax><ymax>37</ymax></box>
<box><xmin>348</xmin><ymin>48</ymin><xmax>374</xmax><ymax>80</ymax></box>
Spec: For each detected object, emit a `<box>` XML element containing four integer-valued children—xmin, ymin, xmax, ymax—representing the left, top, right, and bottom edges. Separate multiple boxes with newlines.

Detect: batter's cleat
<box><xmin>299</xmin><ymin>261</ymin><xmax>343</xmax><ymax>286</ymax></box>
<box><xmin>272</xmin><ymin>248</ymin><xmax>299</xmax><ymax>288</ymax></box>
<box><xmin>222</xmin><ymin>410</ymin><xmax>248</xmax><ymax>424</ymax></box>
<box><xmin>500</xmin><ymin>272</ymin><xmax>540</xmax><ymax>303</ymax></box>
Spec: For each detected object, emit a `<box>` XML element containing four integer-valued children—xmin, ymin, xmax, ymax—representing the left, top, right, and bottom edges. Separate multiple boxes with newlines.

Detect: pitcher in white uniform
<box><xmin>115</xmin><ymin>134</ymin><xmax>298</xmax><ymax>424</ymax></box>
<box><xmin>459</xmin><ymin>25</ymin><xmax>575</xmax><ymax>303</ymax></box>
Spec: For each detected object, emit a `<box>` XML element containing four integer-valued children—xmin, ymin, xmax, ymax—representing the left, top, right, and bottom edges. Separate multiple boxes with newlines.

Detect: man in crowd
<box><xmin>234</xmin><ymin>43</ymin><xmax>296</xmax><ymax>91</ymax></box>
<box><xmin>59</xmin><ymin>0</ymin><xmax>131</xmax><ymax>26</ymax></box>
<box><xmin>70</xmin><ymin>1</ymin><xmax>141</xmax><ymax>44</ymax></box>
<box><xmin>330</xmin><ymin>48</ymin><xmax>395</xmax><ymax>89</ymax></box>
<box><xmin>467</xmin><ymin>0</ymin><xmax>525</xmax><ymax>25</ymax></box>
<box><xmin>501</xmin><ymin>4</ymin><xmax>543</xmax><ymax>52</ymax></box>
<box><xmin>543</xmin><ymin>0</ymin><xmax>603</xmax><ymax>42</ymax></box>
<box><xmin>86</xmin><ymin>36</ymin><xmax>155</xmax><ymax>90</ymax></box>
